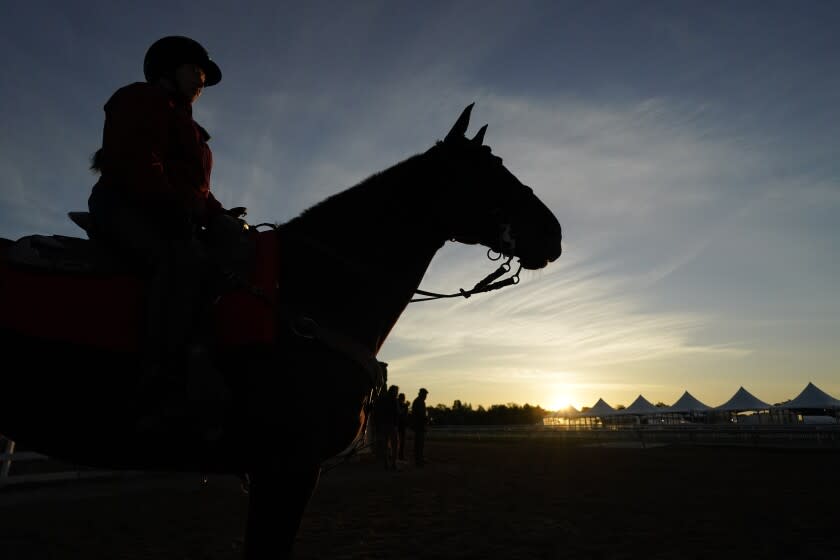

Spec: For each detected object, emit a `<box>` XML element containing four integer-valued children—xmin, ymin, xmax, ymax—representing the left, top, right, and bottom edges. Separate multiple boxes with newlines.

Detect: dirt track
<box><xmin>1</xmin><ymin>437</ymin><xmax>838</xmax><ymax>559</ymax></box>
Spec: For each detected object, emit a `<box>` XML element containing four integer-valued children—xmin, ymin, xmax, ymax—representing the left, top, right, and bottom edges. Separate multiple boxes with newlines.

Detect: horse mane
<box><xmin>90</xmin><ymin>148</ymin><xmax>104</xmax><ymax>173</ymax></box>
<box><xmin>284</xmin><ymin>149</ymin><xmax>434</xmax><ymax>229</ymax></box>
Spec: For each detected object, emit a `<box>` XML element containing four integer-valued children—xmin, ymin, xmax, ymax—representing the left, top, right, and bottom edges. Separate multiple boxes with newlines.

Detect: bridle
<box><xmin>410</xmin><ymin>219</ymin><xmax>522</xmax><ymax>302</ymax></box>
<box><xmin>410</xmin><ymin>254</ymin><xmax>521</xmax><ymax>302</ymax></box>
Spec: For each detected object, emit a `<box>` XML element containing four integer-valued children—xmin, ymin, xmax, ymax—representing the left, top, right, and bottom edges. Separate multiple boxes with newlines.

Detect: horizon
<box><xmin>415</xmin><ymin>379</ymin><xmax>836</xmax><ymax>413</ymax></box>
<box><xmin>2</xmin><ymin>2</ymin><xmax>838</xmax><ymax>411</ymax></box>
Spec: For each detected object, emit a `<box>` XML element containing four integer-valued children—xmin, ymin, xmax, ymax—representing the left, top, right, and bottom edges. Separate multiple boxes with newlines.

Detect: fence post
<box><xmin>1</xmin><ymin>438</ymin><xmax>15</xmax><ymax>480</ymax></box>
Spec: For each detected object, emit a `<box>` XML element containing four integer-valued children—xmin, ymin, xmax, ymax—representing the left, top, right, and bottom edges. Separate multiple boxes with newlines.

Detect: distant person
<box><xmin>411</xmin><ymin>388</ymin><xmax>429</xmax><ymax>466</ymax></box>
<box><xmin>396</xmin><ymin>392</ymin><xmax>409</xmax><ymax>461</ymax></box>
<box><xmin>385</xmin><ymin>385</ymin><xmax>401</xmax><ymax>469</ymax></box>
<box><xmin>374</xmin><ymin>384</ymin><xmax>399</xmax><ymax>470</ymax></box>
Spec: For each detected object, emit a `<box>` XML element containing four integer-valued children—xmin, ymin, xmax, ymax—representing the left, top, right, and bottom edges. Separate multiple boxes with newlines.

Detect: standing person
<box><xmin>396</xmin><ymin>392</ymin><xmax>409</xmax><ymax>461</ymax></box>
<box><xmin>384</xmin><ymin>385</ymin><xmax>400</xmax><ymax>469</ymax></box>
<box><xmin>411</xmin><ymin>388</ymin><xmax>429</xmax><ymax>466</ymax></box>
<box><xmin>87</xmin><ymin>35</ymin><xmax>246</xmax><ymax>430</ymax></box>
<box><xmin>373</xmin><ymin>385</ymin><xmax>399</xmax><ymax>470</ymax></box>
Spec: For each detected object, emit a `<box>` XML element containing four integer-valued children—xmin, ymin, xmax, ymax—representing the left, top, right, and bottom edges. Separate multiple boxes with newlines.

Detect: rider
<box><xmin>88</xmin><ymin>35</ymin><xmax>244</xmax><ymax>433</ymax></box>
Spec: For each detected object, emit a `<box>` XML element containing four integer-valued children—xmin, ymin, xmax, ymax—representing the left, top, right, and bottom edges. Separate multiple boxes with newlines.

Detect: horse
<box><xmin>0</xmin><ymin>104</ymin><xmax>562</xmax><ymax>558</ymax></box>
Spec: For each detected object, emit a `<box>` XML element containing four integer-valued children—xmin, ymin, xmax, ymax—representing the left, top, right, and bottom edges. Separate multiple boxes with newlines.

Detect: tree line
<box><xmin>425</xmin><ymin>400</ymin><xmax>550</xmax><ymax>426</ymax></box>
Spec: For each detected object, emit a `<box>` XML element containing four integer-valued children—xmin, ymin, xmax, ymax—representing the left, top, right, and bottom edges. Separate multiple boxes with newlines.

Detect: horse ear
<box><xmin>471</xmin><ymin>124</ymin><xmax>488</xmax><ymax>145</ymax></box>
<box><xmin>445</xmin><ymin>103</ymin><xmax>475</xmax><ymax>142</ymax></box>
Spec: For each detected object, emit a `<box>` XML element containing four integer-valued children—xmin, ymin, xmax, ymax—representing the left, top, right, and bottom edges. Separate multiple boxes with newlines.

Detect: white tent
<box><xmin>777</xmin><ymin>382</ymin><xmax>840</xmax><ymax>410</ymax></box>
<box><xmin>578</xmin><ymin>398</ymin><xmax>616</xmax><ymax>418</ymax></box>
<box><xmin>715</xmin><ymin>386</ymin><xmax>772</xmax><ymax>412</ymax></box>
<box><xmin>665</xmin><ymin>391</ymin><xmax>712</xmax><ymax>413</ymax></box>
<box><xmin>615</xmin><ymin>394</ymin><xmax>660</xmax><ymax>416</ymax></box>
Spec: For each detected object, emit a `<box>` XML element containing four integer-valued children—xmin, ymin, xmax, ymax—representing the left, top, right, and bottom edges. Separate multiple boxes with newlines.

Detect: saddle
<box><xmin>0</xmin><ymin>213</ymin><xmax>279</xmax><ymax>352</ymax></box>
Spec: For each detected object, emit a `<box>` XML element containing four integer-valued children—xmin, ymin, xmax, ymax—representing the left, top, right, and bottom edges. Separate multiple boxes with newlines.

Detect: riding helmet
<box><xmin>143</xmin><ymin>36</ymin><xmax>222</xmax><ymax>86</ymax></box>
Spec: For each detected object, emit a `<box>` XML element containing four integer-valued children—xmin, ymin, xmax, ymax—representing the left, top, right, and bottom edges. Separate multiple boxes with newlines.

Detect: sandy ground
<box><xmin>1</xmin><ymin>436</ymin><xmax>838</xmax><ymax>559</ymax></box>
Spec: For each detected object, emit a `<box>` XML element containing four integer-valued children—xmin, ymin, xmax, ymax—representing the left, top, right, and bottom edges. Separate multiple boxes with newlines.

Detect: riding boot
<box><xmin>133</xmin><ymin>240</ymin><xmax>230</xmax><ymax>440</ymax></box>
<box><xmin>134</xmin><ymin>347</ymin><xmax>232</xmax><ymax>442</ymax></box>
<box><xmin>133</xmin><ymin>359</ymin><xmax>186</xmax><ymax>434</ymax></box>
<box><xmin>185</xmin><ymin>340</ymin><xmax>232</xmax><ymax>442</ymax></box>
<box><xmin>133</xmin><ymin>262</ymin><xmax>183</xmax><ymax>435</ymax></box>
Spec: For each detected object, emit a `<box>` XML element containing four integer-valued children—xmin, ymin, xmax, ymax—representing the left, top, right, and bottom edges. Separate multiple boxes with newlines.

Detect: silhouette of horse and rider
<box><xmin>0</xmin><ymin>36</ymin><xmax>562</xmax><ymax>559</ymax></box>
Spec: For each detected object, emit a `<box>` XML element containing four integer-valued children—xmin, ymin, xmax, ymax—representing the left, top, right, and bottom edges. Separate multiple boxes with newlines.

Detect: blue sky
<box><xmin>2</xmin><ymin>1</ymin><xmax>838</xmax><ymax>410</ymax></box>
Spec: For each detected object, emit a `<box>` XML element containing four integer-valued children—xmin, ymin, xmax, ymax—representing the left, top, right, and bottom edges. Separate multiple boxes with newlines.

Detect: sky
<box><xmin>2</xmin><ymin>1</ymin><xmax>839</xmax><ymax>411</ymax></box>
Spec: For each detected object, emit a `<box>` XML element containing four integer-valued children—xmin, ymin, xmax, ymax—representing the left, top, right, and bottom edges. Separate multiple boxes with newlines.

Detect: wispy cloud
<box><xmin>378</xmin><ymin>93</ymin><xmax>775</xmax><ymax>404</ymax></box>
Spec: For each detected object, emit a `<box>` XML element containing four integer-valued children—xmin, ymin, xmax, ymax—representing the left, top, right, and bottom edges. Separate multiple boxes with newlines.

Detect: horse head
<box><xmin>428</xmin><ymin>103</ymin><xmax>562</xmax><ymax>270</ymax></box>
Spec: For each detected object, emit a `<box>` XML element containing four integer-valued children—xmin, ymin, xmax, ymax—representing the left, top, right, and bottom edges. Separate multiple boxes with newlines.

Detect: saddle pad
<box><xmin>0</xmin><ymin>260</ymin><xmax>143</xmax><ymax>351</ymax></box>
<box><xmin>0</xmin><ymin>231</ymin><xmax>279</xmax><ymax>351</ymax></box>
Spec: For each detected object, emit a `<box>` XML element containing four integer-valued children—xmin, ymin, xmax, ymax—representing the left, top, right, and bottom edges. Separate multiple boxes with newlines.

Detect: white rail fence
<box><xmin>0</xmin><ymin>436</ymin><xmax>130</xmax><ymax>487</ymax></box>
<box><xmin>429</xmin><ymin>423</ymin><xmax>840</xmax><ymax>447</ymax></box>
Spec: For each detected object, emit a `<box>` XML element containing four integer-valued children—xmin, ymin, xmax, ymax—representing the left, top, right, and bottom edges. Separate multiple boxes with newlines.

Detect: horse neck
<box><xmin>277</xmin><ymin>152</ymin><xmax>449</xmax><ymax>354</ymax></box>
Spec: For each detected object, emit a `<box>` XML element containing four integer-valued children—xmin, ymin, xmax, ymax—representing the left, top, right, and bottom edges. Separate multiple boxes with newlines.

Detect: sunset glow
<box><xmin>547</xmin><ymin>394</ymin><xmax>578</xmax><ymax>413</ymax></box>
<box><xmin>2</xmin><ymin>3</ymin><xmax>838</xmax><ymax>413</ymax></box>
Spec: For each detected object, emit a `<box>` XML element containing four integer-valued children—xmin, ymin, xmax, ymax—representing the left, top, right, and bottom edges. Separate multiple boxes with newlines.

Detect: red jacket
<box><xmin>92</xmin><ymin>82</ymin><xmax>222</xmax><ymax>223</ymax></box>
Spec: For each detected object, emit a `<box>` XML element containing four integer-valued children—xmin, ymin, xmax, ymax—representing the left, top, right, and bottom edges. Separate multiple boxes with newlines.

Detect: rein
<box><xmin>410</xmin><ymin>253</ymin><xmax>521</xmax><ymax>302</ymax></box>
<box><xmin>410</xmin><ymin>222</ymin><xmax>523</xmax><ymax>302</ymax></box>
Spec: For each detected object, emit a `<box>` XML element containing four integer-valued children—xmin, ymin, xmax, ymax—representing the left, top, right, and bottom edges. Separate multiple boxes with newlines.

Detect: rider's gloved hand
<box><xmin>224</xmin><ymin>206</ymin><xmax>247</xmax><ymax>219</ymax></box>
<box><xmin>205</xmin><ymin>209</ymin><xmax>249</xmax><ymax>246</ymax></box>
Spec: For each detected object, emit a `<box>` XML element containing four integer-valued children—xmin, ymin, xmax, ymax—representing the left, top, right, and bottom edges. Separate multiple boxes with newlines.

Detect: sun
<box><xmin>547</xmin><ymin>394</ymin><xmax>577</xmax><ymax>412</ymax></box>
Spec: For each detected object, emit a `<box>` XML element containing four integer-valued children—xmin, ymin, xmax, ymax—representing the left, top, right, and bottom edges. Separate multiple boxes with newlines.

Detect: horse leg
<box><xmin>244</xmin><ymin>460</ymin><xmax>321</xmax><ymax>559</ymax></box>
